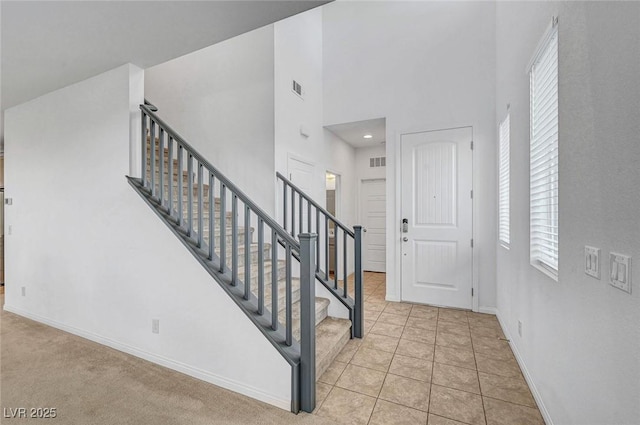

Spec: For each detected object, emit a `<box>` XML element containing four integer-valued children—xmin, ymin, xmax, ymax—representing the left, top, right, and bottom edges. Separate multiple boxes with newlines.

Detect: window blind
<box><xmin>499</xmin><ymin>113</ymin><xmax>510</xmax><ymax>247</ymax></box>
<box><xmin>529</xmin><ymin>22</ymin><xmax>559</xmax><ymax>277</ymax></box>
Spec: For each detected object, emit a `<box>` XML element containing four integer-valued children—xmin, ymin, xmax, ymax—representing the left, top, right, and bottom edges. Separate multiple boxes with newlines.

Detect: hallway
<box><xmin>314</xmin><ymin>272</ymin><xmax>544</xmax><ymax>425</ymax></box>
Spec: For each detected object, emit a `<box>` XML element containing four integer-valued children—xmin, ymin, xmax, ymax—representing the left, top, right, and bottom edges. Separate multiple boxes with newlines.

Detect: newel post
<box><xmin>299</xmin><ymin>233</ymin><xmax>317</xmax><ymax>413</ymax></box>
<box><xmin>353</xmin><ymin>226</ymin><xmax>364</xmax><ymax>338</ymax></box>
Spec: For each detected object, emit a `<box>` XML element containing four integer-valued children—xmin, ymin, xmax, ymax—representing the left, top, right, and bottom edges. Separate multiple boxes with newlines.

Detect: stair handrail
<box><xmin>141</xmin><ymin>105</ymin><xmax>299</xmax><ymax>250</ymax></box>
<box><xmin>277</xmin><ymin>172</ymin><xmax>355</xmax><ymax>238</ymax></box>
<box><xmin>138</xmin><ymin>102</ymin><xmax>317</xmax><ymax>413</ymax></box>
<box><xmin>143</xmin><ymin>98</ymin><xmax>158</xmax><ymax>112</ymax></box>
<box><xmin>276</xmin><ymin>172</ymin><xmax>364</xmax><ymax>338</ymax></box>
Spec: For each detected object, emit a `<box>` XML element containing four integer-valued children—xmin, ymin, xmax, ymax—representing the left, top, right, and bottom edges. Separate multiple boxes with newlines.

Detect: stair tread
<box><xmin>262</xmin><ymin>277</ymin><xmax>300</xmax><ymax>305</ymax></box>
<box><xmin>237</xmin><ymin>259</ymin><xmax>285</xmax><ymax>275</ymax></box>
<box><xmin>279</xmin><ymin>297</ymin><xmax>330</xmax><ymax>326</ymax></box>
<box><xmin>131</xmin><ymin>176</ymin><xmax>353</xmax><ymax>386</ymax></box>
<box><xmin>315</xmin><ymin>317</ymin><xmax>352</xmax><ymax>379</ymax></box>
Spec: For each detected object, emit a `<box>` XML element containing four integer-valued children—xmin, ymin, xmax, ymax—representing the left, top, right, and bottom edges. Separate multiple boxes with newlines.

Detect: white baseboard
<box><xmin>3</xmin><ymin>304</ymin><xmax>291</xmax><ymax>411</ymax></box>
<box><xmin>478</xmin><ymin>306</ymin><xmax>497</xmax><ymax>315</ymax></box>
<box><xmin>495</xmin><ymin>310</ymin><xmax>554</xmax><ymax>425</ymax></box>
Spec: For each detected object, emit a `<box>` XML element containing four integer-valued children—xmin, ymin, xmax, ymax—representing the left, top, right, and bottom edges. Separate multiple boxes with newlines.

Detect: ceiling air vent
<box><xmin>369</xmin><ymin>156</ymin><xmax>386</xmax><ymax>168</ymax></box>
<box><xmin>292</xmin><ymin>80</ymin><xmax>303</xmax><ymax>99</ymax></box>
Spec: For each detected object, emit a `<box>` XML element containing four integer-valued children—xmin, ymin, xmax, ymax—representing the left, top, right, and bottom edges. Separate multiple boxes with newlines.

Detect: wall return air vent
<box><xmin>292</xmin><ymin>80</ymin><xmax>303</xmax><ymax>99</ymax></box>
<box><xmin>369</xmin><ymin>157</ymin><xmax>386</xmax><ymax>168</ymax></box>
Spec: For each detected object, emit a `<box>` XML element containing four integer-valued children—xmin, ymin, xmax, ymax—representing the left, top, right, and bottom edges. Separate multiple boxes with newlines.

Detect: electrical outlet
<box><xmin>585</xmin><ymin>246</ymin><xmax>600</xmax><ymax>279</ymax></box>
<box><xmin>609</xmin><ymin>253</ymin><xmax>632</xmax><ymax>294</ymax></box>
<box><xmin>152</xmin><ymin>319</ymin><xmax>160</xmax><ymax>334</ymax></box>
<box><xmin>518</xmin><ymin>320</ymin><xmax>523</xmax><ymax>337</ymax></box>
<box><xmin>21</xmin><ymin>287</ymin><xmax>26</xmax><ymax>297</ymax></box>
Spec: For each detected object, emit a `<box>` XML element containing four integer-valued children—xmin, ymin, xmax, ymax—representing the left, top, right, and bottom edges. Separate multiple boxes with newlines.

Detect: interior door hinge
<box><xmin>472</xmin><ymin>288</ymin><xmax>474</xmax><ymax>296</ymax></box>
<box><xmin>470</xmin><ymin>140</ymin><xmax>474</xmax><ymax>150</ymax></box>
<box><xmin>470</xmin><ymin>190</ymin><xmax>473</xmax><ymax>199</ymax></box>
<box><xmin>471</xmin><ymin>238</ymin><xmax>474</xmax><ymax>248</ymax></box>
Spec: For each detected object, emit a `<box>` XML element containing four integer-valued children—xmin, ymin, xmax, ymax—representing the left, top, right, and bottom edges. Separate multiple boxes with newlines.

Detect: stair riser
<box><xmin>264</xmin><ymin>286</ymin><xmax>301</xmax><ymax>313</ymax></box>
<box><xmin>151</xmin><ymin>183</ymin><xmax>210</xmax><ymax>194</ymax></box>
<box><xmin>293</xmin><ymin>307</ymin><xmax>329</xmax><ymax>343</ymax></box>
<box><xmin>199</xmin><ymin>230</ymin><xmax>254</xmax><ymax>248</ymax></box>
<box><xmin>283</xmin><ymin>299</ymin><xmax>330</xmax><ymax>343</ymax></box>
<box><xmin>258</xmin><ymin>277</ymin><xmax>301</xmax><ymax>312</ymax></box>
<box><xmin>149</xmin><ymin>184</ymin><xmax>211</xmax><ymax>197</ymax></box>
<box><xmin>166</xmin><ymin>207</ymin><xmax>229</xmax><ymax>219</ymax></box>
<box><xmin>237</xmin><ymin>263</ymin><xmax>287</xmax><ymax>286</ymax></box>
<box><xmin>213</xmin><ymin>245</ymin><xmax>271</xmax><ymax>263</ymax></box>
<box><xmin>145</xmin><ymin>159</ymin><xmax>180</xmax><ymax>169</ymax></box>
<box><xmin>316</xmin><ymin>323</ymin><xmax>351</xmax><ymax>379</ymax></box>
<box><xmin>134</xmin><ymin>162</ymin><xmax>355</xmax><ymax>393</ymax></box>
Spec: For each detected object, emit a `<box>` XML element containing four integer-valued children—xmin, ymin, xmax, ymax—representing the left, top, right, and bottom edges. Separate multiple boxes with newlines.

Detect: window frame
<box><xmin>528</xmin><ymin>18</ymin><xmax>559</xmax><ymax>280</ymax></box>
<box><xmin>498</xmin><ymin>112</ymin><xmax>511</xmax><ymax>249</ymax></box>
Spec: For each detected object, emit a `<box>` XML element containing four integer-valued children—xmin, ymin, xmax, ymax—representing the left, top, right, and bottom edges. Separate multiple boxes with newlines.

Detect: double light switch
<box><xmin>585</xmin><ymin>246</ymin><xmax>600</xmax><ymax>279</ymax></box>
<box><xmin>585</xmin><ymin>246</ymin><xmax>632</xmax><ymax>294</ymax></box>
<box><xmin>610</xmin><ymin>253</ymin><xmax>632</xmax><ymax>294</ymax></box>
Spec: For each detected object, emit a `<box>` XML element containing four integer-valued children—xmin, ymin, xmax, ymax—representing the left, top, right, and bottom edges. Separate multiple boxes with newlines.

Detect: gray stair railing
<box><xmin>130</xmin><ymin>101</ymin><xmax>318</xmax><ymax>413</ymax></box>
<box><xmin>276</xmin><ymin>172</ymin><xmax>364</xmax><ymax>338</ymax></box>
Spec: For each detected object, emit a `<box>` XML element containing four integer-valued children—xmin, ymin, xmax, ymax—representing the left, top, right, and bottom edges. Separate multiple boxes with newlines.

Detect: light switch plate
<box><xmin>585</xmin><ymin>246</ymin><xmax>600</xmax><ymax>279</ymax></box>
<box><xmin>609</xmin><ymin>252</ymin><xmax>631</xmax><ymax>294</ymax></box>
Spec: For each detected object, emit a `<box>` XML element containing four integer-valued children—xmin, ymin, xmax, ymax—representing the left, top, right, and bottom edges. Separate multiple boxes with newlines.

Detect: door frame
<box><xmin>359</xmin><ymin>178</ymin><xmax>387</xmax><ymax>274</ymax></box>
<box><xmin>397</xmin><ymin>125</ymin><xmax>477</xmax><ymax>312</ymax></box>
<box><xmin>325</xmin><ymin>169</ymin><xmax>342</xmax><ymax>220</ymax></box>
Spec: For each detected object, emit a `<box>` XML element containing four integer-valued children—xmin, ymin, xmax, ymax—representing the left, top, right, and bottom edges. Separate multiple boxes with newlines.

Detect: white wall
<box><xmin>354</xmin><ymin>144</ymin><xmax>386</xmax><ymax>227</ymax></box>
<box><xmin>355</xmin><ymin>145</ymin><xmax>386</xmax><ymax>182</ymax></box>
<box><xmin>496</xmin><ymin>3</ymin><xmax>640</xmax><ymax>424</ymax></box>
<box><xmin>145</xmin><ymin>26</ymin><xmax>276</xmax><ymax>214</ymax></box>
<box><xmin>274</xmin><ymin>7</ymin><xmax>356</xmax><ymax>227</ymax></box>
<box><xmin>323</xmin><ymin>129</ymin><xmax>357</xmax><ymax>228</ymax></box>
<box><xmin>273</xmin><ymin>9</ymin><xmax>356</xmax><ymax>318</ymax></box>
<box><xmin>3</xmin><ymin>64</ymin><xmax>292</xmax><ymax>410</ymax></box>
<box><xmin>323</xmin><ymin>1</ymin><xmax>497</xmax><ymax>308</ymax></box>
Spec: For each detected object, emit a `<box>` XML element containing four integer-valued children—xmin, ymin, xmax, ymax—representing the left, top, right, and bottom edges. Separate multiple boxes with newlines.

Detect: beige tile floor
<box><xmin>314</xmin><ymin>272</ymin><xmax>545</xmax><ymax>425</ymax></box>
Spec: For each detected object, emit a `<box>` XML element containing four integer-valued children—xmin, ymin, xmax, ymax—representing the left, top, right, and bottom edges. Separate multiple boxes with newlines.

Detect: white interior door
<box><xmin>361</xmin><ymin>179</ymin><xmax>386</xmax><ymax>273</ymax></box>
<box><xmin>401</xmin><ymin>127</ymin><xmax>473</xmax><ymax>309</ymax></box>
<box><xmin>287</xmin><ymin>156</ymin><xmax>314</xmax><ymax>236</ymax></box>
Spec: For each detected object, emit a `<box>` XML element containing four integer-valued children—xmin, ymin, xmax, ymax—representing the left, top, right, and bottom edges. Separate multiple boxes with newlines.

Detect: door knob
<box><xmin>403</xmin><ymin>237</ymin><xmax>408</xmax><ymax>242</ymax></box>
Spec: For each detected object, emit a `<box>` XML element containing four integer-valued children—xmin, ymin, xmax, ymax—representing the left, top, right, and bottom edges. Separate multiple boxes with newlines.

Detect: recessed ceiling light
<box><xmin>363</xmin><ymin>134</ymin><xmax>373</xmax><ymax>139</ymax></box>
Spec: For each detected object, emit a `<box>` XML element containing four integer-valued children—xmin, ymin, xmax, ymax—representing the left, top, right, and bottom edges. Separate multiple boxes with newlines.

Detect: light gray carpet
<box><xmin>0</xmin><ymin>295</ymin><xmax>334</xmax><ymax>425</ymax></box>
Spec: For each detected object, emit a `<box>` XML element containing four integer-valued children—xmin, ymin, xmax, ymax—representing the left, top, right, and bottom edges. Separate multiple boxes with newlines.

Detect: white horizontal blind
<box><xmin>499</xmin><ymin>113</ymin><xmax>510</xmax><ymax>247</ymax></box>
<box><xmin>529</xmin><ymin>23</ymin><xmax>559</xmax><ymax>276</ymax></box>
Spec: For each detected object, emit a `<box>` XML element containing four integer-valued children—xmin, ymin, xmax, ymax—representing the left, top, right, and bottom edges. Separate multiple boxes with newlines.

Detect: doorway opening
<box><xmin>324</xmin><ymin>117</ymin><xmax>388</xmax><ymax>279</ymax></box>
<box><xmin>361</xmin><ymin>179</ymin><xmax>386</xmax><ymax>273</ymax></box>
<box><xmin>326</xmin><ymin>171</ymin><xmax>340</xmax><ymax>277</ymax></box>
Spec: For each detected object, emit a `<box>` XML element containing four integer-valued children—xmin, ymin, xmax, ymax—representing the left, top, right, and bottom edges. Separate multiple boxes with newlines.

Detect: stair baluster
<box><xmin>133</xmin><ymin>102</ymin><xmax>349</xmax><ymax>414</ymax></box>
<box><xmin>277</xmin><ymin>173</ymin><xmax>365</xmax><ymax>339</ymax></box>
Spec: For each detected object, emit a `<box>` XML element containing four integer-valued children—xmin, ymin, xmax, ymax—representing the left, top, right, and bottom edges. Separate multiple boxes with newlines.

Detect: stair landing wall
<box><xmin>3</xmin><ymin>64</ymin><xmax>292</xmax><ymax>410</ymax></box>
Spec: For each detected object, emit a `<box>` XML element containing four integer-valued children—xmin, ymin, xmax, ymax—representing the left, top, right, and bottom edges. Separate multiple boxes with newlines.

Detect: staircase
<box><xmin>127</xmin><ymin>101</ymin><xmax>357</xmax><ymax>413</ymax></box>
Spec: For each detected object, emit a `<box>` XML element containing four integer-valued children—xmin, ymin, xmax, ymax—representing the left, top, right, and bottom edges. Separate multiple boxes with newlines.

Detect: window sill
<box><xmin>530</xmin><ymin>260</ymin><xmax>558</xmax><ymax>282</ymax></box>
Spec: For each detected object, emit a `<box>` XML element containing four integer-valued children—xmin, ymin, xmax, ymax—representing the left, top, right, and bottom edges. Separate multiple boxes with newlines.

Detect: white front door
<box><xmin>361</xmin><ymin>179</ymin><xmax>386</xmax><ymax>273</ymax></box>
<box><xmin>400</xmin><ymin>127</ymin><xmax>473</xmax><ymax>309</ymax></box>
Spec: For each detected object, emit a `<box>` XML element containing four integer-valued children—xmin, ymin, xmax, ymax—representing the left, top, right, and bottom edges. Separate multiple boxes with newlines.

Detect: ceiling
<box><xmin>1</xmin><ymin>0</ymin><xmax>329</xmax><ymax>110</ymax></box>
<box><xmin>325</xmin><ymin>118</ymin><xmax>386</xmax><ymax>149</ymax></box>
